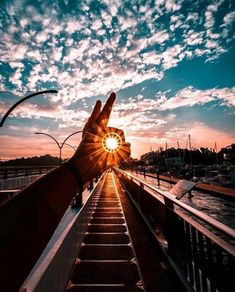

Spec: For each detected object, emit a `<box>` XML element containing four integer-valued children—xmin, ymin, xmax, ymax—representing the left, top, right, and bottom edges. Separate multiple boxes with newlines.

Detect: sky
<box><xmin>0</xmin><ymin>0</ymin><xmax>235</xmax><ymax>160</ymax></box>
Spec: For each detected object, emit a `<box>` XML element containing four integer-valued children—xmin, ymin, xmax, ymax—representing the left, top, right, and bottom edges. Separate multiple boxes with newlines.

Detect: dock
<box><xmin>0</xmin><ymin>169</ymin><xmax>234</xmax><ymax>292</ymax></box>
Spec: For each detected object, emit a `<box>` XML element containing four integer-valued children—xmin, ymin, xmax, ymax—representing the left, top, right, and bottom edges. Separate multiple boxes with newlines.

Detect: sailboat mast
<box><xmin>165</xmin><ymin>142</ymin><xmax>168</xmax><ymax>168</ymax></box>
<box><xmin>177</xmin><ymin>141</ymin><xmax>181</xmax><ymax>168</ymax></box>
<box><xmin>214</xmin><ymin>142</ymin><xmax>218</xmax><ymax>165</ymax></box>
<box><xmin>189</xmin><ymin>134</ymin><xmax>193</xmax><ymax>170</ymax></box>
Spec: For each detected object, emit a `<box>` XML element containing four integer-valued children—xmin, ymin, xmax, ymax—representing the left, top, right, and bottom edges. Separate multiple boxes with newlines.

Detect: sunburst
<box><xmin>102</xmin><ymin>132</ymin><xmax>122</xmax><ymax>153</ymax></box>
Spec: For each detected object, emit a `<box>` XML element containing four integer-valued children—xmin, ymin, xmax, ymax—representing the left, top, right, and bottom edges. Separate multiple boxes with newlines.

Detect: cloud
<box><xmin>0</xmin><ymin>0</ymin><xmax>233</xmax><ymax>107</ymax></box>
<box><xmin>185</xmin><ymin>31</ymin><xmax>204</xmax><ymax>46</ymax></box>
<box><xmin>0</xmin><ymin>0</ymin><xmax>234</xmax><ymax>159</ymax></box>
<box><xmin>204</xmin><ymin>1</ymin><xmax>224</xmax><ymax>29</ymax></box>
<box><xmin>147</xmin><ymin>30</ymin><xmax>170</xmax><ymax>45</ymax></box>
<box><xmin>156</xmin><ymin>86</ymin><xmax>235</xmax><ymax>111</ymax></box>
<box><xmin>9</xmin><ymin>68</ymin><xmax>23</xmax><ymax>90</ymax></box>
<box><xmin>223</xmin><ymin>11</ymin><xmax>235</xmax><ymax>25</ymax></box>
<box><xmin>128</xmin><ymin>121</ymin><xmax>235</xmax><ymax>157</ymax></box>
<box><xmin>164</xmin><ymin>0</ymin><xmax>182</xmax><ymax>12</ymax></box>
<box><xmin>0</xmin><ymin>133</ymin><xmax>78</xmax><ymax>160</ymax></box>
<box><xmin>164</xmin><ymin>122</ymin><xmax>235</xmax><ymax>150</ymax></box>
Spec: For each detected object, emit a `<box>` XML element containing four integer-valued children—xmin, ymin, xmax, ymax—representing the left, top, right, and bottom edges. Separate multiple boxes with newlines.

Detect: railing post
<box><xmin>89</xmin><ymin>179</ymin><xmax>94</xmax><ymax>191</ymax></box>
<box><xmin>164</xmin><ymin>197</ymin><xmax>175</xmax><ymax>255</ymax></box>
<box><xmin>3</xmin><ymin>169</ymin><xmax>8</xmax><ymax>179</ymax></box>
<box><xmin>137</xmin><ymin>182</ymin><xmax>144</xmax><ymax>206</ymax></box>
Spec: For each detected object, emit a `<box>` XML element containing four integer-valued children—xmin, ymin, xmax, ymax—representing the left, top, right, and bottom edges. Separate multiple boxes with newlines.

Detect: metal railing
<box><xmin>0</xmin><ymin>174</ymin><xmax>43</xmax><ymax>191</ymax></box>
<box><xmin>115</xmin><ymin>168</ymin><xmax>235</xmax><ymax>292</ymax></box>
<box><xmin>20</xmin><ymin>173</ymin><xmax>105</xmax><ymax>292</ymax></box>
<box><xmin>0</xmin><ymin>165</ymin><xmax>55</xmax><ymax>180</ymax></box>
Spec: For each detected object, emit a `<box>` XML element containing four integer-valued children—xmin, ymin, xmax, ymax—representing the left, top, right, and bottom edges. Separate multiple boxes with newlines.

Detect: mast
<box><xmin>189</xmin><ymin>134</ymin><xmax>193</xmax><ymax>170</ymax></box>
<box><xmin>182</xmin><ymin>136</ymin><xmax>189</xmax><ymax>167</ymax></box>
<box><xmin>214</xmin><ymin>142</ymin><xmax>218</xmax><ymax>166</ymax></box>
<box><xmin>177</xmin><ymin>141</ymin><xmax>181</xmax><ymax>168</ymax></box>
<box><xmin>165</xmin><ymin>142</ymin><xmax>168</xmax><ymax>168</ymax></box>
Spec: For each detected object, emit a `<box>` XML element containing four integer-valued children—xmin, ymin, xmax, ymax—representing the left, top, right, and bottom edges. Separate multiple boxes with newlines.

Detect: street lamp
<box><xmin>0</xmin><ymin>90</ymin><xmax>58</xmax><ymax>127</ymax></box>
<box><xmin>35</xmin><ymin>131</ymin><xmax>82</xmax><ymax>164</ymax></box>
<box><xmin>63</xmin><ymin>143</ymin><xmax>77</xmax><ymax>152</ymax></box>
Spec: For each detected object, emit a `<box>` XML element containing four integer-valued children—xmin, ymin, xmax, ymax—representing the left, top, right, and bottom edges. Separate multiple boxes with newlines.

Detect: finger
<box><xmin>96</xmin><ymin>92</ymin><xmax>116</xmax><ymax>126</ymax></box>
<box><xmin>90</xmin><ymin>100</ymin><xmax>102</xmax><ymax>121</ymax></box>
<box><xmin>83</xmin><ymin>100</ymin><xmax>102</xmax><ymax>136</ymax></box>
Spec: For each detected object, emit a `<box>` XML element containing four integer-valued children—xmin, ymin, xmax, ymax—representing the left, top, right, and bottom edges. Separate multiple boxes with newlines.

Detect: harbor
<box><xmin>0</xmin><ymin>0</ymin><xmax>235</xmax><ymax>291</ymax></box>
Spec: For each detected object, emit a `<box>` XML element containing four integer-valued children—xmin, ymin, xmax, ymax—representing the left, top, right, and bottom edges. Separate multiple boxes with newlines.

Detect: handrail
<box><xmin>20</xmin><ymin>172</ymin><xmax>105</xmax><ymax>292</ymax></box>
<box><xmin>116</xmin><ymin>168</ymin><xmax>235</xmax><ymax>240</ymax></box>
<box><xmin>0</xmin><ymin>165</ymin><xmax>56</xmax><ymax>170</ymax></box>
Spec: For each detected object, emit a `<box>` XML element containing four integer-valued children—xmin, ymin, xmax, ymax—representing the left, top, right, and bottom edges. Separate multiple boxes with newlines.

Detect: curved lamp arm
<box><xmin>60</xmin><ymin>131</ymin><xmax>82</xmax><ymax>149</ymax></box>
<box><xmin>35</xmin><ymin>132</ymin><xmax>61</xmax><ymax>149</ymax></box>
<box><xmin>0</xmin><ymin>90</ymin><xmax>58</xmax><ymax>127</ymax></box>
<box><xmin>63</xmin><ymin>143</ymin><xmax>77</xmax><ymax>151</ymax></box>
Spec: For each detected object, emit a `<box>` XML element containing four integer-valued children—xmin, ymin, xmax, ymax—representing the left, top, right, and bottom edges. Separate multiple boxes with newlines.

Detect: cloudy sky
<box><xmin>0</xmin><ymin>0</ymin><xmax>235</xmax><ymax>160</ymax></box>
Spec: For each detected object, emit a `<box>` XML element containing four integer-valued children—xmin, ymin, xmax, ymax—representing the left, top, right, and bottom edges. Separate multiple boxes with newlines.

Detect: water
<box><xmin>131</xmin><ymin>172</ymin><xmax>235</xmax><ymax>230</ymax></box>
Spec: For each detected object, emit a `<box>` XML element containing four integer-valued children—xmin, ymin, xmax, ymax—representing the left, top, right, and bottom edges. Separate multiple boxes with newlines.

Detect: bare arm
<box><xmin>15</xmin><ymin>92</ymin><xmax>122</xmax><ymax>219</ymax></box>
<box><xmin>0</xmin><ymin>92</ymin><xmax>131</xmax><ymax>290</ymax></box>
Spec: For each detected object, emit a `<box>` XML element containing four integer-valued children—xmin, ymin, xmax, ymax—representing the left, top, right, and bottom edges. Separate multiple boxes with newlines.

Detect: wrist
<box><xmin>67</xmin><ymin>156</ymin><xmax>92</xmax><ymax>185</ymax></box>
<box><xmin>62</xmin><ymin>161</ymin><xmax>84</xmax><ymax>191</ymax></box>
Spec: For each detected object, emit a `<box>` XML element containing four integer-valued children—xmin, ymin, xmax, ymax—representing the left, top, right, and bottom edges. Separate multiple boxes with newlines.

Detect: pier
<box><xmin>1</xmin><ymin>0</ymin><xmax>235</xmax><ymax>291</ymax></box>
<box><xmin>0</xmin><ymin>168</ymin><xmax>233</xmax><ymax>292</ymax></box>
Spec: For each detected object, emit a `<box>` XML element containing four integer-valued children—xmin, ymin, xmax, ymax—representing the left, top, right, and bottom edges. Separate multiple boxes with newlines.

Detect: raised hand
<box><xmin>69</xmin><ymin>92</ymin><xmax>131</xmax><ymax>183</ymax></box>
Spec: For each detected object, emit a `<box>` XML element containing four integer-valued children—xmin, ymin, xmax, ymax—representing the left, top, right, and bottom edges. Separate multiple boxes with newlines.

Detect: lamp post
<box><xmin>0</xmin><ymin>90</ymin><xmax>58</xmax><ymax>127</ymax></box>
<box><xmin>35</xmin><ymin>131</ymin><xmax>82</xmax><ymax>164</ymax></box>
<box><xmin>63</xmin><ymin>143</ymin><xmax>77</xmax><ymax>152</ymax></box>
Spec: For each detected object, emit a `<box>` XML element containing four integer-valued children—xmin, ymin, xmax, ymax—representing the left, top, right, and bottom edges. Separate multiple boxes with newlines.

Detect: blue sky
<box><xmin>0</xmin><ymin>0</ymin><xmax>235</xmax><ymax>159</ymax></box>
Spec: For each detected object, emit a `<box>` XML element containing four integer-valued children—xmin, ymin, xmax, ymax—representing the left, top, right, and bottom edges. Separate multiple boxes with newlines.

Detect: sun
<box><xmin>102</xmin><ymin>132</ymin><xmax>122</xmax><ymax>153</ymax></box>
<box><xmin>106</xmin><ymin>137</ymin><xmax>118</xmax><ymax>150</ymax></box>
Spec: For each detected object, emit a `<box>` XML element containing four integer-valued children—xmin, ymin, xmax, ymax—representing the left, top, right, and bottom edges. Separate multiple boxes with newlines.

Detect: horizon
<box><xmin>0</xmin><ymin>141</ymin><xmax>234</xmax><ymax>162</ymax></box>
<box><xmin>0</xmin><ymin>0</ymin><xmax>235</xmax><ymax>160</ymax></box>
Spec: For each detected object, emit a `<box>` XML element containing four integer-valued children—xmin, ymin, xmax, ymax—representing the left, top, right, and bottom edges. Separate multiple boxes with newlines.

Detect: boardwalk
<box><xmin>1</xmin><ymin>170</ymin><xmax>234</xmax><ymax>292</ymax></box>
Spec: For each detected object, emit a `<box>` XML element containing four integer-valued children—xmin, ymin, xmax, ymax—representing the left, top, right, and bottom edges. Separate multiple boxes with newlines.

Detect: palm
<box><xmin>71</xmin><ymin>92</ymin><xmax>130</xmax><ymax>180</ymax></box>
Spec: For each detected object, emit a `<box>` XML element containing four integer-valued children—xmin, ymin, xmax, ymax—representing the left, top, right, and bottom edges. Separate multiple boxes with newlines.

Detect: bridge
<box><xmin>0</xmin><ymin>166</ymin><xmax>55</xmax><ymax>205</ymax></box>
<box><xmin>0</xmin><ymin>168</ymin><xmax>234</xmax><ymax>292</ymax></box>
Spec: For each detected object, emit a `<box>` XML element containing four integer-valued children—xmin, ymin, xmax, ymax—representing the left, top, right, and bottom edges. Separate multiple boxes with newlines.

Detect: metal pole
<box><xmin>35</xmin><ymin>131</ymin><xmax>82</xmax><ymax>164</ymax></box>
<box><xmin>0</xmin><ymin>90</ymin><xmax>58</xmax><ymax>127</ymax></box>
<box><xmin>60</xmin><ymin>131</ymin><xmax>82</xmax><ymax>161</ymax></box>
<box><xmin>63</xmin><ymin>143</ymin><xmax>77</xmax><ymax>151</ymax></box>
<box><xmin>60</xmin><ymin>131</ymin><xmax>82</xmax><ymax>150</ymax></box>
<box><xmin>35</xmin><ymin>132</ymin><xmax>61</xmax><ymax>165</ymax></box>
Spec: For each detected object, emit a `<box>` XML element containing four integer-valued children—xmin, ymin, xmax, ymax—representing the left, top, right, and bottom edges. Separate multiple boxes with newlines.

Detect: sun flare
<box><xmin>102</xmin><ymin>132</ymin><xmax>122</xmax><ymax>153</ymax></box>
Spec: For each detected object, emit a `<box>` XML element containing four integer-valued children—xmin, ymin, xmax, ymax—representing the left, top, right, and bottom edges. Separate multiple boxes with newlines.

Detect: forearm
<box><xmin>24</xmin><ymin>166</ymin><xmax>77</xmax><ymax>215</ymax></box>
<box><xmin>0</xmin><ymin>163</ymin><xmax>87</xmax><ymax>288</ymax></box>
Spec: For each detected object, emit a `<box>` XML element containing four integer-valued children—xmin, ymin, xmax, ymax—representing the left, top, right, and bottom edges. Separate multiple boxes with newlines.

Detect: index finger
<box><xmin>96</xmin><ymin>92</ymin><xmax>116</xmax><ymax>126</ymax></box>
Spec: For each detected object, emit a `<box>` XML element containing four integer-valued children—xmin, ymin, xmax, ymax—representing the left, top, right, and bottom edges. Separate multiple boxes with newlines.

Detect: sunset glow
<box><xmin>0</xmin><ymin>0</ymin><xmax>234</xmax><ymax>160</ymax></box>
<box><xmin>102</xmin><ymin>132</ymin><xmax>122</xmax><ymax>153</ymax></box>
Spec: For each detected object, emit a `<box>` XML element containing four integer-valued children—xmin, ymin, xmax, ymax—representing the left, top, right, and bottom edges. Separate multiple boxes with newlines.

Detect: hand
<box><xmin>69</xmin><ymin>92</ymin><xmax>131</xmax><ymax>183</ymax></box>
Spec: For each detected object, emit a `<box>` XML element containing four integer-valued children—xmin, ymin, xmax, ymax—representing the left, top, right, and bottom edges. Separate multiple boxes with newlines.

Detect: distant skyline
<box><xmin>0</xmin><ymin>0</ymin><xmax>235</xmax><ymax>160</ymax></box>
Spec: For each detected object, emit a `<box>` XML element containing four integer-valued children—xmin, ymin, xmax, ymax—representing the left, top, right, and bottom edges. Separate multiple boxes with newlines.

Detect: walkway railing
<box><xmin>115</xmin><ymin>168</ymin><xmax>235</xmax><ymax>292</ymax></box>
<box><xmin>0</xmin><ymin>165</ymin><xmax>55</xmax><ymax>180</ymax></box>
<box><xmin>20</xmin><ymin>173</ymin><xmax>105</xmax><ymax>292</ymax></box>
<box><xmin>0</xmin><ymin>174</ymin><xmax>43</xmax><ymax>191</ymax></box>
